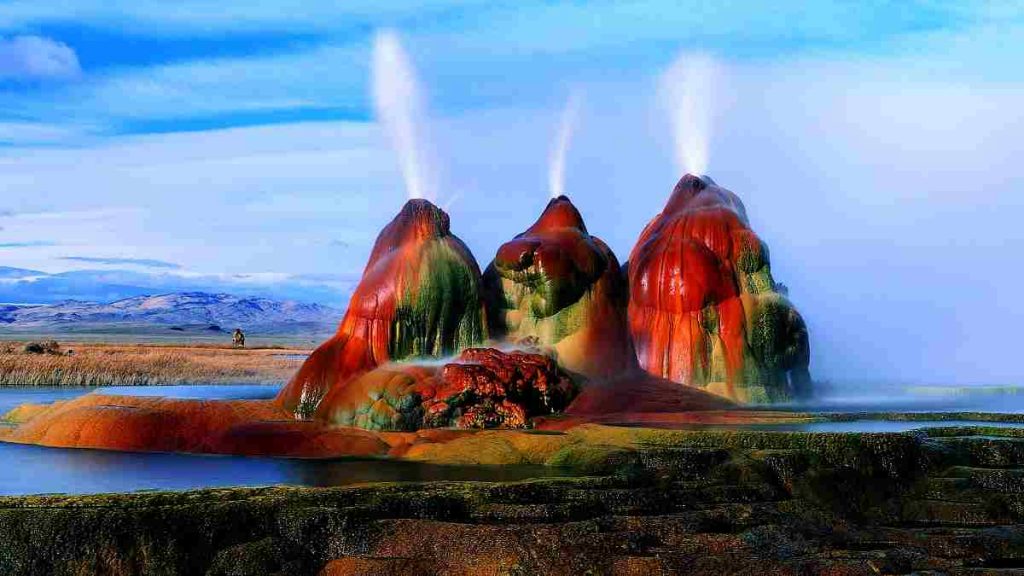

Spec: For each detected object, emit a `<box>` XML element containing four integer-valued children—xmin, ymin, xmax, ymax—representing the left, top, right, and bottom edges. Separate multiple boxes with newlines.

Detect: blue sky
<box><xmin>1</xmin><ymin>1</ymin><xmax>1023</xmax><ymax>384</ymax></box>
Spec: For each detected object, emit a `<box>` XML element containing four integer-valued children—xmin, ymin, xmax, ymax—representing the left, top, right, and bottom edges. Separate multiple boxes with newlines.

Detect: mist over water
<box><xmin>660</xmin><ymin>53</ymin><xmax>721</xmax><ymax>176</ymax></box>
<box><xmin>548</xmin><ymin>90</ymin><xmax>583</xmax><ymax>199</ymax></box>
<box><xmin>372</xmin><ymin>30</ymin><xmax>433</xmax><ymax>201</ymax></box>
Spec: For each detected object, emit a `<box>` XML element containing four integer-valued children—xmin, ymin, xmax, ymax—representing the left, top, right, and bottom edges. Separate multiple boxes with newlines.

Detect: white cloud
<box><xmin>0</xmin><ymin>121</ymin><xmax>405</xmax><ymax>278</ymax></box>
<box><xmin>0</xmin><ymin>121</ymin><xmax>95</xmax><ymax>144</ymax></box>
<box><xmin>0</xmin><ymin>35</ymin><xmax>80</xmax><ymax>81</ymax></box>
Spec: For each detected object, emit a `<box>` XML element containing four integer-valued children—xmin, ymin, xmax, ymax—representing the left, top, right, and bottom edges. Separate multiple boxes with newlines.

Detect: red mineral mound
<box><xmin>277</xmin><ymin>199</ymin><xmax>488</xmax><ymax>418</ymax></box>
<box><xmin>2</xmin><ymin>394</ymin><xmax>390</xmax><ymax>458</ymax></box>
<box><xmin>628</xmin><ymin>174</ymin><xmax>811</xmax><ymax>403</ymax></box>
<box><xmin>316</xmin><ymin>347</ymin><xmax>577</xmax><ymax>430</ymax></box>
<box><xmin>483</xmin><ymin>195</ymin><xmax>635</xmax><ymax>378</ymax></box>
<box><xmin>560</xmin><ymin>372</ymin><xmax>735</xmax><ymax>428</ymax></box>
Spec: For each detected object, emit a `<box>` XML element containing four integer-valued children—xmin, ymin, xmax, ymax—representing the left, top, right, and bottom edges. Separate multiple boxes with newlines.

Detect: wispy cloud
<box><xmin>0</xmin><ymin>240</ymin><xmax>57</xmax><ymax>248</ymax></box>
<box><xmin>0</xmin><ymin>42</ymin><xmax>367</xmax><ymax>134</ymax></box>
<box><xmin>2</xmin><ymin>2</ymin><xmax>1019</xmax><ymax>142</ymax></box>
<box><xmin>0</xmin><ymin>121</ymin><xmax>400</xmax><ymax>279</ymax></box>
<box><xmin>59</xmin><ymin>256</ymin><xmax>181</xmax><ymax>269</ymax></box>
<box><xmin>0</xmin><ymin>35</ymin><xmax>80</xmax><ymax>81</ymax></box>
<box><xmin>0</xmin><ymin>121</ymin><xmax>95</xmax><ymax>145</ymax></box>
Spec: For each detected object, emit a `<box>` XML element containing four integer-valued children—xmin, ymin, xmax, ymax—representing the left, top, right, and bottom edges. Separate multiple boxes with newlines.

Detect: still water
<box><xmin>1</xmin><ymin>384</ymin><xmax>1022</xmax><ymax>495</ymax></box>
<box><xmin>0</xmin><ymin>385</ymin><xmax>567</xmax><ymax>496</ymax></box>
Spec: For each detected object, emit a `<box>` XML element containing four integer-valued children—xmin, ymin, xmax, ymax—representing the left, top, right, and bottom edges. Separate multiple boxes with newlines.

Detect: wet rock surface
<box><xmin>318</xmin><ymin>347</ymin><xmax>577</xmax><ymax>430</ymax></box>
<box><xmin>3</xmin><ymin>427</ymin><xmax>1024</xmax><ymax>575</ymax></box>
<box><xmin>628</xmin><ymin>174</ymin><xmax>811</xmax><ymax>403</ymax></box>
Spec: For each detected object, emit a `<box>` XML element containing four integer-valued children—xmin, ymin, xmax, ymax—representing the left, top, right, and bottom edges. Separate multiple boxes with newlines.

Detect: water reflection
<box><xmin>96</xmin><ymin>384</ymin><xmax>281</xmax><ymax>400</ymax></box>
<box><xmin>0</xmin><ymin>443</ymin><xmax>571</xmax><ymax>496</ymax></box>
<box><xmin>3</xmin><ymin>383</ymin><xmax>1024</xmax><ymax>495</ymax></box>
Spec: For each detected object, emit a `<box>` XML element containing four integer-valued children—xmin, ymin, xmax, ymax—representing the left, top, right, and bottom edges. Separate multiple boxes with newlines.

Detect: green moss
<box><xmin>336</xmin><ymin>389</ymin><xmax>425</xmax><ymax>431</ymax></box>
<box><xmin>390</xmin><ymin>242</ymin><xmax>487</xmax><ymax>360</ymax></box>
<box><xmin>735</xmin><ymin>237</ymin><xmax>775</xmax><ymax>295</ymax></box>
<box><xmin>2</xmin><ymin>428</ymin><xmax>1024</xmax><ymax>573</ymax></box>
<box><xmin>736</xmin><ymin>293</ymin><xmax>811</xmax><ymax>402</ymax></box>
<box><xmin>490</xmin><ymin>271</ymin><xmax>591</xmax><ymax>347</ymax></box>
<box><xmin>544</xmin><ymin>442</ymin><xmax>633</xmax><ymax>474</ymax></box>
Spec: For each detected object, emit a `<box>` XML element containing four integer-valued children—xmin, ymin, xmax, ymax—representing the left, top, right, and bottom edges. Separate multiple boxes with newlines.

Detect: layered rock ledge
<box><xmin>2</xmin><ymin>426</ymin><xmax>1023</xmax><ymax>575</ymax></box>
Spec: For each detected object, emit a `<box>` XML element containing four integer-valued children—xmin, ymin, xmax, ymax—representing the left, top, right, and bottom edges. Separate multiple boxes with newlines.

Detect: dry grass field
<box><xmin>0</xmin><ymin>341</ymin><xmax>308</xmax><ymax>386</ymax></box>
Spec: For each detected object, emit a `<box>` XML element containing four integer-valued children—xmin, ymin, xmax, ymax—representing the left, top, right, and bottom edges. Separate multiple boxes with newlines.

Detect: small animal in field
<box><xmin>232</xmin><ymin>328</ymin><xmax>246</xmax><ymax>348</ymax></box>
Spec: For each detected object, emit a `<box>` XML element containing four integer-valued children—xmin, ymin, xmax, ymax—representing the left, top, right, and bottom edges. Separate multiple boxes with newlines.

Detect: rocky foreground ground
<box><xmin>1</xmin><ymin>425</ymin><xmax>1023</xmax><ymax>575</ymax></box>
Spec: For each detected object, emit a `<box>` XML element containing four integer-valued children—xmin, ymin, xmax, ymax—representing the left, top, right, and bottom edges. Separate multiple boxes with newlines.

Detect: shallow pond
<box><xmin>0</xmin><ymin>384</ymin><xmax>281</xmax><ymax>417</ymax></box>
<box><xmin>0</xmin><ymin>384</ymin><xmax>570</xmax><ymax>496</ymax></box>
<box><xmin>0</xmin><ymin>443</ymin><xmax>568</xmax><ymax>496</ymax></box>
<box><xmin>1</xmin><ymin>383</ymin><xmax>1022</xmax><ymax>495</ymax></box>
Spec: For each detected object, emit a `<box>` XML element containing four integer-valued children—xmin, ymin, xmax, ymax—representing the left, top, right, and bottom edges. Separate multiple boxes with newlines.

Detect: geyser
<box><xmin>548</xmin><ymin>91</ymin><xmax>582</xmax><ymax>199</ymax></box>
<box><xmin>277</xmin><ymin>199</ymin><xmax>487</xmax><ymax>418</ymax></box>
<box><xmin>659</xmin><ymin>52</ymin><xmax>720</xmax><ymax>176</ymax></box>
<box><xmin>627</xmin><ymin>174</ymin><xmax>811</xmax><ymax>403</ymax></box>
<box><xmin>372</xmin><ymin>29</ymin><xmax>433</xmax><ymax>201</ymax></box>
<box><xmin>483</xmin><ymin>195</ymin><xmax>635</xmax><ymax>378</ymax></box>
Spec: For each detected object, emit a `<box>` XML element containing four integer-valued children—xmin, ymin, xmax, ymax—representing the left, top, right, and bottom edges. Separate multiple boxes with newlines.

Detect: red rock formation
<box><xmin>277</xmin><ymin>199</ymin><xmax>487</xmax><ymax>418</ymax></box>
<box><xmin>316</xmin><ymin>347</ymin><xmax>577</xmax><ymax>430</ymax></box>
<box><xmin>628</xmin><ymin>174</ymin><xmax>810</xmax><ymax>403</ymax></box>
<box><xmin>483</xmin><ymin>196</ymin><xmax>635</xmax><ymax>378</ymax></box>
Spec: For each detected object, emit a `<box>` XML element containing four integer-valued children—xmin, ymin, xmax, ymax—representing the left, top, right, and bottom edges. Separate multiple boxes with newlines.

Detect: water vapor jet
<box><xmin>659</xmin><ymin>52</ymin><xmax>721</xmax><ymax>177</ymax></box>
<box><xmin>548</xmin><ymin>90</ymin><xmax>583</xmax><ymax>199</ymax></box>
<box><xmin>372</xmin><ymin>29</ymin><xmax>434</xmax><ymax>201</ymax></box>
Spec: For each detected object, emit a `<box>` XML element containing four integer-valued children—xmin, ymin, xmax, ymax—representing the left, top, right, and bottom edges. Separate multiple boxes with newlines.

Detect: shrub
<box><xmin>22</xmin><ymin>341</ymin><xmax>61</xmax><ymax>355</ymax></box>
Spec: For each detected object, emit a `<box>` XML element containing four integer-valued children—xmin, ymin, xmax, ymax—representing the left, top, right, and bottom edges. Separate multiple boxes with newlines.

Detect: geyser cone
<box><xmin>627</xmin><ymin>174</ymin><xmax>811</xmax><ymax>403</ymax></box>
<box><xmin>483</xmin><ymin>195</ymin><xmax>635</xmax><ymax>378</ymax></box>
<box><xmin>277</xmin><ymin>199</ymin><xmax>487</xmax><ymax>418</ymax></box>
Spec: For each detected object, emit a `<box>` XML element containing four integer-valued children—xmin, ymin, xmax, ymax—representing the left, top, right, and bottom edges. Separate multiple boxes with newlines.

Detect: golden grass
<box><xmin>0</xmin><ymin>342</ymin><xmax>309</xmax><ymax>386</ymax></box>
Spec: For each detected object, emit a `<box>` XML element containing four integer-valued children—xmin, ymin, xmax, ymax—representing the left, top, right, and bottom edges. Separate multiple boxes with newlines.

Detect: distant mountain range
<box><xmin>0</xmin><ymin>266</ymin><xmax>355</xmax><ymax>307</ymax></box>
<box><xmin>0</xmin><ymin>291</ymin><xmax>343</xmax><ymax>336</ymax></box>
<box><xmin>0</xmin><ymin>266</ymin><xmax>43</xmax><ymax>280</ymax></box>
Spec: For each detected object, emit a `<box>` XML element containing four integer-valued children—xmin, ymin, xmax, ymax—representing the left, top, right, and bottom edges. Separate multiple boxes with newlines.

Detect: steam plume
<box><xmin>548</xmin><ymin>90</ymin><xmax>583</xmax><ymax>199</ymax></box>
<box><xmin>372</xmin><ymin>30</ymin><xmax>433</xmax><ymax>201</ymax></box>
<box><xmin>660</xmin><ymin>53</ymin><xmax>720</xmax><ymax>176</ymax></box>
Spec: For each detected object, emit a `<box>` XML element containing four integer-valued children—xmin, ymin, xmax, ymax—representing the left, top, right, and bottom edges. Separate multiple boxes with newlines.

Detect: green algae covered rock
<box><xmin>483</xmin><ymin>195</ymin><xmax>636</xmax><ymax>378</ymax></box>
